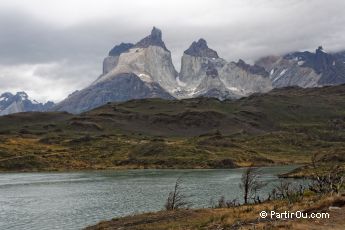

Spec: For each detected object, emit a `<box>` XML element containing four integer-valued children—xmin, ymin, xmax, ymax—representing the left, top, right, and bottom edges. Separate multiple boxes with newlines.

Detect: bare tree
<box><xmin>268</xmin><ymin>180</ymin><xmax>305</xmax><ymax>204</ymax></box>
<box><xmin>311</xmin><ymin>152</ymin><xmax>321</xmax><ymax>170</ymax></box>
<box><xmin>239</xmin><ymin>166</ymin><xmax>266</xmax><ymax>204</ymax></box>
<box><xmin>309</xmin><ymin>165</ymin><xmax>344</xmax><ymax>195</ymax></box>
<box><xmin>165</xmin><ymin>177</ymin><xmax>191</xmax><ymax>210</ymax></box>
<box><xmin>309</xmin><ymin>153</ymin><xmax>344</xmax><ymax>195</ymax></box>
<box><xmin>214</xmin><ymin>196</ymin><xmax>239</xmax><ymax>208</ymax></box>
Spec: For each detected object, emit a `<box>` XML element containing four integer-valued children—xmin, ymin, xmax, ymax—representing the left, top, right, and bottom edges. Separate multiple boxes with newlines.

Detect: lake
<box><xmin>0</xmin><ymin>165</ymin><xmax>305</xmax><ymax>230</ymax></box>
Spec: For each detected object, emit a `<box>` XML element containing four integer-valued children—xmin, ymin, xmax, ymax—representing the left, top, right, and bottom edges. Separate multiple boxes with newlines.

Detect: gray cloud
<box><xmin>1</xmin><ymin>0</ymin><xmax>345</xmax><ymax>102</ymax></box>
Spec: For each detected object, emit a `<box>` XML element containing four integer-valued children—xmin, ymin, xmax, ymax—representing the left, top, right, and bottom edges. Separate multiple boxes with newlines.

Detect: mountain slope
<box><xmin>1</xmin><ymin>85</ymin><xmax>345</xmax><ymax>171</ymax></box>
<box><xmin>53</xmin><ymin>73</ymin><xmax>174</xmax><ymax>114</ymax></box>
<box><xmin>256</xmin><ymin>46</ymin><xmax>345</xmax><ymax>88</ymax></box>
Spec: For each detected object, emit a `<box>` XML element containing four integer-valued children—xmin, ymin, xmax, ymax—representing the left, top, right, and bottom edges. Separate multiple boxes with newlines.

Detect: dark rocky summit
<box><xmin>135</xmin><ymin>27</ymin><xmax>168</xmax><ymax>51</ymax></box>
<box><xmin>235</xmin><ymin>59</ymin><xmax>269</xmax><ymax>77</ymax></box>
<box><xmin>109</xmin><ymin>43</ymin><xmax>134</xmax><ymax>56</ymax></box>
<box><xmin>282</xmin><ymin>46</ymin><xmax>345</xmax><ymax>85</ymax></box>
<box><xmin>184</xmin><ymin>38</ymin><xmax>219</xmax><ymax>58</ymax></box>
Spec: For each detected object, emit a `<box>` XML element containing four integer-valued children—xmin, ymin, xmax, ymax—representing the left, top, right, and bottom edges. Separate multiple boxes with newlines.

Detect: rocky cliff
<box><xmin>55</xmin><ymin>27</ymin><xmax>177</xmax><ymax>113</ymax></box>
<box><xmin>177</xmin><ymin>39</ymin><xmax>272</xmax><ymax>99</ymax></box>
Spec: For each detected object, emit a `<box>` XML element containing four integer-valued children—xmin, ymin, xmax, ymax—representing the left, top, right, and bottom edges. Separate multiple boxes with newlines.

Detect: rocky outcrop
<box><xmin>135</xmin><ymin>27</ymin><xmax>168</xmax><ymax>51</ymax></box>
<box><xmin>177</xmin><ymin>39</ymin><xmax>272</xmax><ymax>99</ymax></box>
<box><xmin>184</xmin><ymin>38</ymin><xmax>219</xmax><ymax>58</ymax></box>
<box><xmin>0</xmin><ymin>92</ymin><xmax>54</xmax><ymax>116</ymax></box>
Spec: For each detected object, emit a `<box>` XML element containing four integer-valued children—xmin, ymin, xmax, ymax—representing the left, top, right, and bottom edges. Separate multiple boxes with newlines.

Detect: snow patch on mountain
<box><xmin>138</xmin><ymin>73</ymin><xmax>153</xmax><ymax>82</ymax></box>
<box><xmin>176</xmin><ymin>76</ymin><xmax>187</xmax><ymax>87</ymax></box>
<box><xmin>279</xmin><ymin>69</ymin><xmax>287</xmax><ymax>76</ymax></box>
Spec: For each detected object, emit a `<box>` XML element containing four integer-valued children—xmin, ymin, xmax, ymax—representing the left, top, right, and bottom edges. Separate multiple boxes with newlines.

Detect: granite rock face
<box><xmin>55</xmin><ymin>27</ymin><xmax>178</xmax><ymax>113</ymax></box>
<box><xmin>97</xmin><ymin>45</ymin><xmax>178</xmax><ymax>93</ymax></box>
<box><xmin>0</xmin><ymin>92</ymin><xmax>54</xmax><ymax>116</ymax></box>
<box><xmin>177</xmin><ymin>39</ymin><xmax>272</xmax><ymax>99</ymax></box>
<box><xmin>103</xmin><ymin>43</ymin><xmax>134</xmax><ymax>74</ymax></box>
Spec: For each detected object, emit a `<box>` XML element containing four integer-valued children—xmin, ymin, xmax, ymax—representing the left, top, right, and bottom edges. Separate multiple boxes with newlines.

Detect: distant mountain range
<box><xmin>2</xmin><ymin>27</ymin><xmax>345</xmax><ymax>115</ymax></box>
<box><xmin>0</xmin><ymin>92</ymin><xmax>54</xmax><ymax>116</ymax></box>
<box><xmin>53</xmin><ymin>27</ymin><xmax>345</xmax><ymax>114</ymax></box>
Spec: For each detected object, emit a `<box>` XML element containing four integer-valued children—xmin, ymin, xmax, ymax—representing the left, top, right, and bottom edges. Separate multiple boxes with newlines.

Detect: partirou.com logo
<box><xmin>259</xmin><ymin>210</ymin><xmax>330</xmax><ymax>219</ymax></box>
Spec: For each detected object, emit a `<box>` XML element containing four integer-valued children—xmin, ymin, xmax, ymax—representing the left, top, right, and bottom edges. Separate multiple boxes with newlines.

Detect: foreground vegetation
<box><xmin>87</xmin><ymin>166</ymin><xmax>345</xmax><ymax>230</ymax></box>
<box><xmin>86</xmin><ymin>194</ymin><xmax>345</xmax><ymax>230</ymax></box>
<box><xmin>0</xmin><ymin>85</ymin><xmax>344</xmax><ymax>172</ymax></box>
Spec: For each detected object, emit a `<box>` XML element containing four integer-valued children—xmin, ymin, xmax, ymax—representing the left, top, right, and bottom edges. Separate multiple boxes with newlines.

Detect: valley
<box><xmin>1</xmin><ymin>2</ymin><xmax>345</xmax><ymax>230</ymax></box>
<box><xmin>0</xmin><ymin>85</ymin><xmax>344</xmax><ymax>172</ymax></box>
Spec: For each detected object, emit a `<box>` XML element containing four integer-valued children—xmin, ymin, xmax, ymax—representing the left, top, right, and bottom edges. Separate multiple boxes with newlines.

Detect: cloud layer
<box><xmin>1</xmin><ymin>0</ymin><xmax>345</xmax><ymax>102</ymax></box>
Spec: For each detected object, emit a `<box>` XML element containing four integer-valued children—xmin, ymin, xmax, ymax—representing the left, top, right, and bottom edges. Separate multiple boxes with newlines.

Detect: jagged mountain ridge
<box><xmin>256</xmin><ymin>46</ymin><xmax>345</xmax><ymax>88</ymax></box>
<box><xmin>55</xmin><ymin>28</ymin><xmax>272</xmax><ymax>113</ymax></box>
<box><xmin>54</xmin><ymin>27</ymin><xmax>345</xmax><ymax>114</ymax></box>
<box><xmin>0</xmin><ymin>92</ymin><xmax>54</xmax><ymax>116</ymax></box>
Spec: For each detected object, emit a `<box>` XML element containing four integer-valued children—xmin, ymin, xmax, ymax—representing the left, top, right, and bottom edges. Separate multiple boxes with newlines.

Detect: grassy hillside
<box><xmin>0</xmin><ymin>85</ymin><xmax>345</xmax><ymax>171</ymax></box>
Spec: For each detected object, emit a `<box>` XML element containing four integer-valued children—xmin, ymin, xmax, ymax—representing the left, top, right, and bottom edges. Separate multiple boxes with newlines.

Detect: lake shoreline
<box><xmin>0</xmin><ymin>162</ymin><xmax>305</xmax><ymax>174</ymax></box>
<box><xmin>0</xmin><ymin>165</ymin><xmax>302</xmax><ymax>230</ymax></box>
<box><xmin>85</xmin><ymin>193</ymin><xmax>345</xmax><ymax>230</ymax></box>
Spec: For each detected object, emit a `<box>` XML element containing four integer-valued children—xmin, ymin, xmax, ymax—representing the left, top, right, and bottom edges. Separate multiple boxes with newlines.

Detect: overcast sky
<box><xmin>1</xmin><ymin>0</ymin><xmax>345</xmax><ymax>102</ymax></box>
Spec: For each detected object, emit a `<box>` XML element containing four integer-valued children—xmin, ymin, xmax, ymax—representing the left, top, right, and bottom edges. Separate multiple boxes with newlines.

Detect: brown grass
<box><xmin>86</xmin><ymin>194</ymin><xmax>345</xmax><ymax>230</ymax></box>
